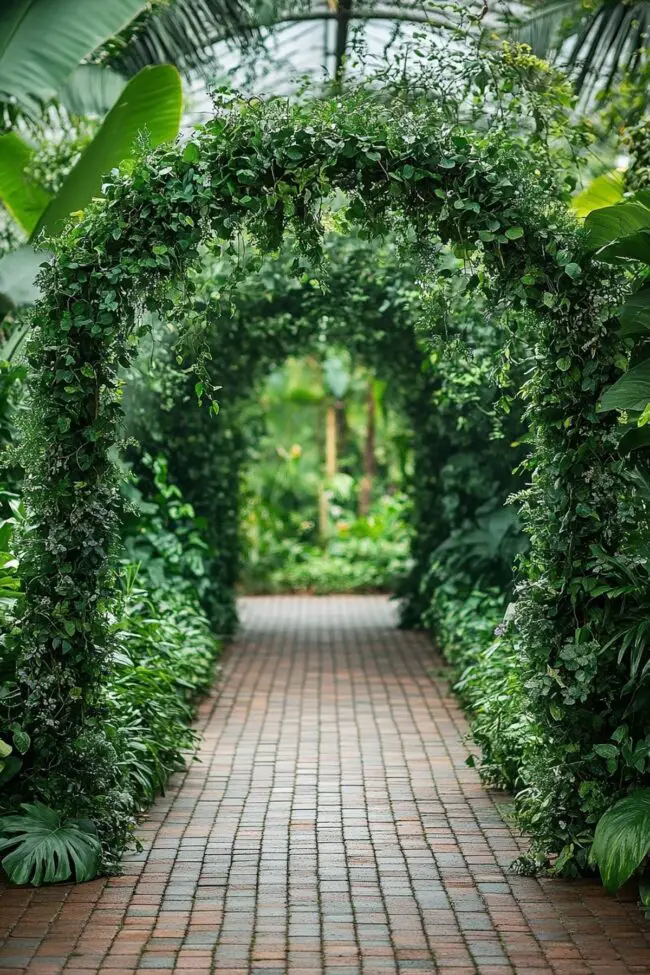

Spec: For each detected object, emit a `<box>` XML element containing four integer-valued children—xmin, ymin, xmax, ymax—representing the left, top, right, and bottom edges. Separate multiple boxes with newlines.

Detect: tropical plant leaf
<box><xmin>600</xmin><ymin>358</ymin><xmax>650</xmax><ymax>413</ymax></box>
<box><xmin>0</xmin><ymin>0</ymin><xmax>148</xmax><ymax>115</ymax></box>
<box><xmin>0</xmin><ymin>802</ymin><xmax>100</xmax><ymax>886</ymax></box>
<box><xmin>33</xmin><ymin>64</ymin><xmax>182</xmax><ymax>240</ymax></box>
<box><xmin>569</xmin><ymin>0</ymin><xmax>650</xmax><ymax>102</ymax></box>
<box><xmin>620</xmin><ymin>287</ymin><xmax>650</xmax><ymax>337</ymax></box>
<box><xmin>585</xmin><ymin>201</ymin><xmax>650</xmax><ymax>252</ymax></box>
<box><xmin>514</xmin><ymin>0</ymin><xmax>582</xmax><ymax>57</ymax></box>
<box><xmin>57</xmin><ymin>64</ymin><xmax>126</xmax><ymax>118</ymax></box>
<box><xmin>0</xmin><ymin>246</ymin><xmax>47</xmax><ymax>311</ymax></box>
<box><xmin>599</xmin><ymin>231</ymin><xmax>650</xmax><ymax>265</ymax></box>
<box><xmin>116</xmin><ymin>0</ymin><xmax>253</xmax><ymax>77</ymax></box>
<box><xmin>572</xmin><ymin>170</ymin><xmax>624</xmax><ymax>219</ymax></box>
<box><xmin>591</xmin><ymin>789</ymin><xmax>650</xmax><ymax>892</ymax></box>
<box><xmin>0</xmin><ymin>133</ymin><xmax>51</xmax><ymax>235</ymax></box>
<box><xmin>619</xmin><ymin>425</ymin><xmax>650</xmax><ymax>454</ymax></box>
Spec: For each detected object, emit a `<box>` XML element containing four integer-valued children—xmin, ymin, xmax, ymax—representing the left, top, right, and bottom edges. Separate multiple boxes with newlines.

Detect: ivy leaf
<box><xmin>591</xmin><ymin>790</ymin><xmax>650</xmax><ymax>892</ymax></box>
<box><xmin>594</xmin><ymin>743</ymin><xmax>618</xmax><ymax>760</ymax></box>
<box><xmin>11</xmin><ymin>729</ymin><xmax>30</xmax><ymax>755</ymax></box>
<box><xmin>505</xmin><ymin>226</ymin><xmax>524</xmax><ymax>240</ymax></box>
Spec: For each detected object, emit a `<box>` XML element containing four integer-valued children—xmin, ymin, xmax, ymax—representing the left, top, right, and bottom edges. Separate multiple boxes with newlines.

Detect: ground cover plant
<box><xmin>2</xmin><ymin>37</ymin><xmax>650</xmax><ymax>897</ymax></box>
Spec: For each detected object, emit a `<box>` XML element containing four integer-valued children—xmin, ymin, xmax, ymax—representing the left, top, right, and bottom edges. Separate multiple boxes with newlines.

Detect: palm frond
<box><xmin>516</xmin><ymin>0</ymin><xmax>650</xmax><ymax>114</ymax></box>
<box><xmin>569</xmin><ymin>0</ymin><xmax>650</xmax><ymax>96</ymax></box>
<box><xmin>115</xmin><ymin>0</ymin><xmax>258</xmax><ymax>76</ymax></box>
<box><xmin>514</xmin><ymin>0</ymin><xmax>582</xmax><ymax>58</ymax></box>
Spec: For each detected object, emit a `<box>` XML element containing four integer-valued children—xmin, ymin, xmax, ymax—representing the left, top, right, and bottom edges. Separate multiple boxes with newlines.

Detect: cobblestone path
<box><xmin>1</xmin><ymin>595</ymin><xmax>650</xmax><ymax>975</ymax></box>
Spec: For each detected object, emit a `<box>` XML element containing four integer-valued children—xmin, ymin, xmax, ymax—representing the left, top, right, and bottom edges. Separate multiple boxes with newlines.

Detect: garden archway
<box><xmin>130</xmin><ymin>234</ymin><xmax>487</xmax><ymax>638</ymax></box>
<box><xmin>17</xmin><ymin>83</ymin><xmax>628</xmax><ymax>871</ymax></box>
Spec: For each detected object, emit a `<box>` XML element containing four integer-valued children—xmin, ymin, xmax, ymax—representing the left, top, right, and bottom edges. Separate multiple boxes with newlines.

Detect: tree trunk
<box><xmin>326</xmin><ymin>402</ymin><xmax>337</xmax><ymax>478</ymax></box>
<box><xmin>359</xmin><ymin>379</ymin><xmax>376</xmax><ymax>517</ymax></box>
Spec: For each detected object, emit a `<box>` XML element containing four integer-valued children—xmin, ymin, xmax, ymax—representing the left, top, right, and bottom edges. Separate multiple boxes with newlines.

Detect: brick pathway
<box><xmin>1</xmin><ymin>595</ymin><xmax>650</xmax><ymax>975</ymax></box>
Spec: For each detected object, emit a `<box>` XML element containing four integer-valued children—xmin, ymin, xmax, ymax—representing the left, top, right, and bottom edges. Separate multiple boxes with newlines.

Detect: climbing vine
<box><xmin>6</xmin><ymin>50</ymin><xmax>644</xmax><ymax>874</ymax></box>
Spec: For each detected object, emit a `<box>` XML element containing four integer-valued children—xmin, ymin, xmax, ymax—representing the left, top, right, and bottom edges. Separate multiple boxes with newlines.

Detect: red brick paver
<box><xmin>2</xmin><ymin>595</ymin><xmax>650</xmax><ymax>975</ymax></box>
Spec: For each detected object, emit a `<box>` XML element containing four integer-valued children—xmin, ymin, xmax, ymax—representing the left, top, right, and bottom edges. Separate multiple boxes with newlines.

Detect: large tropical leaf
<box><xmin>517</xmin><ymin>0</ymin><xmax>650</xmax><ymax>113</ymax></box>
<box><xmin>591</xmin><ymin>789</ymin><xmax>650</xmax><ymax>892</ymax></box>
<box><xmin>57</xmin><ymin>64</ymin><xmax>126</xmax><ymax>118</ymax></box>
<box><xmin>0</xmin><ymin>246</ymin><xmax>47</xmax><ymax>314</ymax></box>
<box><xmin>599</xmin><ymin>358</ymin><xmax>650</xmax><ymax>412</ymax></box>
<box><xmin>572</xmin><ymin>170</ymin><xmax>624</xmax><ymax>219</ymax></box>
<box><xmin>0</xmin><ymin>0</ymin><xmax>148</xmax><ymax>116</ymax></box>
<box><xmin>585</xmin><ymin>201</ymin><xmax>650</xmax><ymax>252</ymax></box>
<box><xmin>569</xmin><ymin>0</ymin><xmax>650</xmax><ymax>101</ymax></box>
<box><xmin>620</xmin><ymin>287</ymin><xmax>650</xmax><ymax>338</ymax></box>
<box><xmin>0</xmin><ymin>802</ymin><xmax>101</xmax><ymax>886</ymax></box>
<box><xmin>516</xmin><ymin>0</ymin><xmax>583</xmax><ymax>58</ymax></box>
<box><xmin>0</xmin><ymin>133</ymin><xmax>51</xmax><ymax>235</ymax></box>
<box><xmin>33</xmin><ymin>64</ymin><xmax>182</xmax><ymax>239</ymax></box>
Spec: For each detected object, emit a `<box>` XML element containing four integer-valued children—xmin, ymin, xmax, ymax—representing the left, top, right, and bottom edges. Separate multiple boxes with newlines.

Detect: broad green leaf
<box><xmin>600</xmin><ymin>359</ymin><xmax>650</xmax><ymax>413</ymax></box>
<box><xmin>33</xmin><ymin>65</ymin><xmax>183</xmax><ymax>240</ymax></box>
<box><xmin>57</xmin><ymin>64</ymin><xmax>126</xmax><ymax>118</ymax></box>
<box><xmin>572</xmin><ymin>170</ymin><xmax>624</xmax><ymax>219</ymax></box>
<box><xmin>619</xmin><ymin>426</ymin><xmax>650</xmax><ymax>455</ymax></box>
<box><xmin>0</xmin><ymin>740</ymin><xmax>11</xmax><ymax>759</ymax></box>
<box><xmin>0</xmin><ymin>246</ymin><xmax>47</xmax><ymax>310</ymax></box>
<box><xmin>0</xmin><ymin>133</ymin><xmax>51</xmax><ymax>234</ymax></box>
<box><xmin>585</xmin><ymin>201</ymin><xmax>650</xmax><ymax>252</ymax></box>
<box><xmin>0</xmin><ymin>802</ymin><xmax>100</xmax><ymax>886</ymax></box>
<box><xmin>598</xmin><ymin>230</ymin><xmax>650</xmax><ymax>265</ymax></box>
<box><xmin>0</xmin><ymin>0</ymin><xmax>147</xmax><ymax>114</ymax></box>
<box><xmin>620</xmin><ymin>287</ymin><xmax>650</xmax><ymax>337</ymax></box>
<box><xmin>591</xmin><ymin>789</ymin><xmax>650</xmax><ymax>892</ymax></box>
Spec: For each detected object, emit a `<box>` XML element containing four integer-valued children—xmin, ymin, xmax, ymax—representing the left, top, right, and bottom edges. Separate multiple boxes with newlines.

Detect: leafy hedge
<box><xmin>425</xmin><ymin>581</ymin><xmax>536</xmax><ymax>797</ymax></box>
<box><xmin>1</xmin><ymin>459</ymin><xmax>221</xmax><ymax>876</ymax></box>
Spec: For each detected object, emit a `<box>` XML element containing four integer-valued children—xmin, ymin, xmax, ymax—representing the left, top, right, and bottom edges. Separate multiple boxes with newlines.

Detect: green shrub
<box><xmin>425</xmin><ymin>577</ymin><xmax>537</xmax><ymax>794</ymax></box>
<box><xmin>1</xmin><ymin>462</ymin><xmax>221</xmax><ymax>881</ymax></box>
<box><xmin>105</xmin><ymin>567</ymin><xmax>221</xmax><ymax>810</ymax></box>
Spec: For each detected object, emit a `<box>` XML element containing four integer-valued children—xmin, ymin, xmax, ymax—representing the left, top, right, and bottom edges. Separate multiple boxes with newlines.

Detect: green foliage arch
<box><xmin>13</xmin><ymin>81</ymin><xmax>635</xmax><ymax>870</ymax></box>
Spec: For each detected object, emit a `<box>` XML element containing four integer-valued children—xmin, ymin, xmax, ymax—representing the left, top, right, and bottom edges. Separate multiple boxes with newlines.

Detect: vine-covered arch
<box><xmin>129</xmin><ymin>234</ymin><xmax>454</xmax><ymax>638</ymax></box>
<box><xmin>17</xmin><ymin>83</ymin><xmax>628</xmax><ymax>869</ymax></box>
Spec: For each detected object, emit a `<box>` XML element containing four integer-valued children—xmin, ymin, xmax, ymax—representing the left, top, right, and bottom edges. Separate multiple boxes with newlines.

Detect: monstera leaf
<box><xmin>0</xmin><ymin>802</ymin><xmax>101</xmax><ymax>885</ymax></box>
<box><xmin>591</xmin><ymin>789</ymin><xmax>650</xmax><ymax>892</ymax></box>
